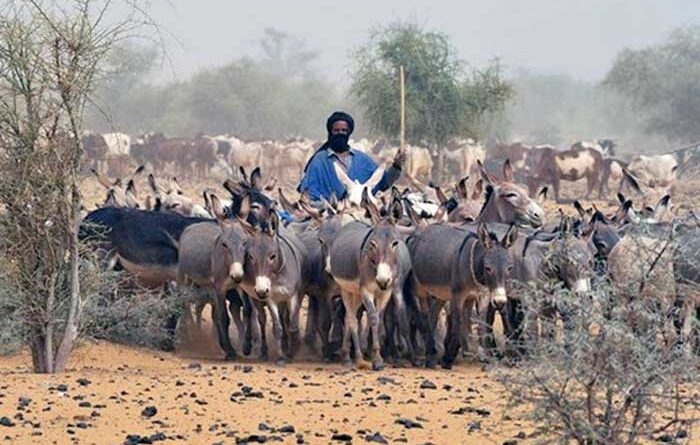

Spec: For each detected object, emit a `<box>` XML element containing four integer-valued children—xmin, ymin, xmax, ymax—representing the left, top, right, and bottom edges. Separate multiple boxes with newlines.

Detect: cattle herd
<box><xmin>80</xmin><ymin>132</ymin><xmax>700</xmax><ymax>370</ymax></box>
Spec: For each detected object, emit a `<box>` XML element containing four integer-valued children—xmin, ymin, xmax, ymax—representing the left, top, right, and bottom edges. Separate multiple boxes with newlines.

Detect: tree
<box><xmin>0</xmin><ymin>0</ymin><xmax>156</xmax><ymax>373</ymax></box>
<box><xmin>604</xmin><ymin>26</ymin><xmax>700</xmax><ymax>146</ymax></box>
<box><xmin>350</xmin><ymin>22</ymin><xmax>512</xmax><ymax>180</ymax></box>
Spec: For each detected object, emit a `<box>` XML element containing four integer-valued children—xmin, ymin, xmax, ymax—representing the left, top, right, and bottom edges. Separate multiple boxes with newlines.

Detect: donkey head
<box><xmin>476</xmin><ymin>223</ymin><xmax>518</xmax><ymax>310</ymax></box>
<box><xmin>547</xmin><ymin>216</ymin><xmax>595</xmax><ymax>294</ymax></box>
<box><xmin>360</xmin><ymin>191</ymin><xmax>404</xmax><ymax>291</ymax></box>
<box><xmin>211</xmin><ymin>195</ymin><xmax>248</xmax><ymax>284</ymax></box>
<box><xmin>241</xmin><ymin>212</ymin><xmax>284</xmax><ymax>300</ymax></box>
<box><xmin>479</xmin><ymin>160</ymin><xmax>546</xmax><ymax>228</ymax></box>
<box><xmin>333</xmin><ymin>161</ymin><xmax>385</xmax><ymax>208</ymax></box>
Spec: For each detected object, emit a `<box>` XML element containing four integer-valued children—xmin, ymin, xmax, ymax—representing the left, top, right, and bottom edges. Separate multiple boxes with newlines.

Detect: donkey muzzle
<box><xmin>229</xmin><ymin>262</ymin><xmax>244</xmax><ymax>283</ymax></box>
<box><xmin>573</xmin><ymin>278</ymin><xmax>591</xmax><ymax>294</ymax></box>
<box><xmin>375</xmin><ymin>262</ymin><xmax>393</xmax><ymax>291</ymax></box>
<box><xmin>491</xmin><ymin>287</ymin><xmax>507</xmax><ymax>308</ymax></box>
<box><xmin>255</xmin><ymin>276</ymin><xmax>271</xmax><ymax>299</ymax></box>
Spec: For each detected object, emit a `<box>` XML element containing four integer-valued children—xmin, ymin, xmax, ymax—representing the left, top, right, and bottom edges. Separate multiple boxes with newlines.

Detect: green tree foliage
<box><xmin>604</xmin><ymin>26</ymin><xmax>700</xmax><ymax>145</ymax></box>
<box><xmin>350</xmin><ymin>22</ymin><xmax>513</xmax><ymax>147</ymax></box>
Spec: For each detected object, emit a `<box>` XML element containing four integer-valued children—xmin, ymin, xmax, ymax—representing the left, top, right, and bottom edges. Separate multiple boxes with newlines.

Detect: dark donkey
<box><xmin>409</xmin><ymin>222</ymin><xmax>519</xmax><ymax>368</ymax></box>
<box><xmin>238</xmin><ymin>211</ymin><xmax>310</xmax><ymax>364</ymax></box>
<box><xmin>327</xmin><ymin>190</ymin><xmax>414</xmax><ymax>370</ymax></box>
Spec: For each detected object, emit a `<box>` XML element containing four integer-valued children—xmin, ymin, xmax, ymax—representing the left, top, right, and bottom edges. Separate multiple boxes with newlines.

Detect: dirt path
<box><xmin>0</xmin><ymin>339</ymin><xmax>538</xmax><ymax>445</ymax></box>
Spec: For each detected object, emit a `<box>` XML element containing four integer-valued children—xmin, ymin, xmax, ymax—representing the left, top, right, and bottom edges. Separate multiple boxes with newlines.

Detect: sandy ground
<box><xmin>0</xmin><ymin>327</ymin><xmax>536</xmax><ymax>445</ymax></box>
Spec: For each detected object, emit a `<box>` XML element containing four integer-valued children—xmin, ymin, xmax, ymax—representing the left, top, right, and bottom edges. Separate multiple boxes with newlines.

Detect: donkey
<box><xmin>409</xmin><ymin>222</ymin><xmax>519</xmax><ymax>368</ymax></box>
<box><xmin>238</xmin><ymin>211</ymin><xmax>310</xmax><ymax>364</ymax></box>
<box><xmin>477</xmin><ymin>160</ymin><xmax>546</xmax><ymax>228</ymax></box>
<box><xmin>327</xmin><ymin>190</ymin><xmax>413</xmax><ymax>370</ymax></box>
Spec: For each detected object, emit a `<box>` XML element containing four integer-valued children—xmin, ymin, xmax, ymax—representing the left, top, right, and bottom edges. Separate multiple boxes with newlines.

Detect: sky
<box><xmin>143</xmin><ymin>0</ymin><xmax>700</xmax><ymax>84</ymax></box>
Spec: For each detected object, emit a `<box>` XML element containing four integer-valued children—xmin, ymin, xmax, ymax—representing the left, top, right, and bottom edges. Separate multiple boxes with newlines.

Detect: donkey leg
<box><xmin>241</xmin><ymin>292</ymin><xmax>254</xmax><ymax>356</ymax></box>
<box><xmin>442</xmin><ymin>296</ymin><xmax>465</xmax><ymax>369</ymax></box>
<box><xmin>317</xmin><ymin>297</ymin><xmax>333</xmax><ymax>361</ymax></box>
<box><xmin>392</xmin><ymin>287</ymin><xmax>415</xmax><ymax>364</ymax></box>
<box><xmin>414</xmin><ymin>296</ymin><xmax>438</xmax><ymax>368</ymax></box>
<box><xmin>342</xmin><ymin>293</ymin><xmax>368</xmax><ymax>369</ymax></box>
<box><xmin>304</xmin><ymin>294</ymin><xmax>320</xmax><ymax>352</ymax></box>
<box><xmin>329</xmin><ymin>297</ymin><xmax>345</xmax><ymax>359</ymax></box>
<box><xmin>226</xmin><ymin>289</ymin><xmax>245</xmax><ymax>342</ymax></box>
<box><xmin>212</xmin><ymin>291</ymin><xmax>237</xmax><ymax>361</ymax></box>
<box><xmin>266</xmin><ymin>299</ymin><xmax>287</xmax><ymax>365</ymax></box>
<box><xmin>362</xmin><ymin>290</ymin><xmax>385</xmax><ymax>371</ymax></box>
<box><xmin>288</xmin><ymin>293</ymin><xmax>302</xmax><ymax>358</ymax></box>
<box><xmin>252</xmin><ymin>299</ymin><xmax>269</xmax><ymax>361</ymax></box>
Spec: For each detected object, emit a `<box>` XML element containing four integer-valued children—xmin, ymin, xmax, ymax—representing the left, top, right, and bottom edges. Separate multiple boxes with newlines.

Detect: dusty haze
<box><xmin>147</xmin><ymin>0</ymin><xmax>700</xmax><ymax>83</ymax></box>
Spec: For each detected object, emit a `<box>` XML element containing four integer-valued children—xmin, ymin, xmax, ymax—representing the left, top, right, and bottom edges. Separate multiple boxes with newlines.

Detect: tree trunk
<box><xmin>437</xmin><ymin>145</ymin><xmax>445</xmax><ymax>184</ymax></box>
<box><xmin>53</xmin><ymin>185</ymin><xmax>82</xmax><ymax>372</ymax></box>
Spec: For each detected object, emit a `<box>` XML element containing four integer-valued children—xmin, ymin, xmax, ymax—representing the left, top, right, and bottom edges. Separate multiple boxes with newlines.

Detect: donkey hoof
<box><xmin>243</xmin><ymin>342</ymin><xmax>253</xmax><ymax>356</ymax></box>
<box><xmin>372</xmin><ymin>361</ymin><xmax>386</xmax><ymax>371</ymax></box>
<box><xmin>276</xmin><ymin>358</ymin><xmax>287</xmax><ymax>367</ymax></box>
<box><xmin>440</xmin><ymin>358</ymin><xmax>454</xmax><ymax>370</ymax></box>
<box><xmin>224</xmin><ymin>352</ymin><xmax>237</xmax><ymax>362</ymax></box>
<box><xmin>355</xmin><ymin>359</ymin><xmax>371</xmax><ymax>371</ymax></box>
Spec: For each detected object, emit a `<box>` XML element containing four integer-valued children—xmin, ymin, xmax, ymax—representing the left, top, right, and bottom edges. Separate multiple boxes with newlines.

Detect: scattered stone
<box><xmin>76</xmin><ymin>378</ymin><xmax>91</xmax><ymax>387</ymax></box>
<box><xmin>149</xmin><ymin>432</ymin><xmax>166</xmax><ymax>442</ymax></box>
<box><xmin>503</xmin><ymin>440</ymin><xmax>518</xmax><ymax>445</ymax></box>
<box><xmin>376</xmin><ymin>394</ymin><xmax>391</xmax><ymax>401</ymax></box>
<box><xmin>242</xmin><ymin>365</ymin><xmax>254</xmax><ymax>373</ymax></box>
<box><xmin>656</xmin><ymin>433</ymin><xmax>674</xmax><ymax>443</ymax></box>
<box><xmin>18</xmin><ymin>397</ymin><xmax>30</xmax><ymax>407</ymax></box>
<box><xmin>141</xmin><ymin>406</ymin><xmax>157</xmax><ymax>418</ymax></box>
<box><xmin>258</xmin><ymin>423</ymin><xmax>272</xmax><ymax>431</ymax></box>
<box><xmin>56</xmin><ymin>384</ymin><xmax>68</xmax><ymax>392</ymax></box>
<box><xmin>236</xmin><ymin>434</ymin><xmax>268</xmax><ymax>443</ymax></box>
<box><xmin>467</xmin><ymin>421</ymin><xmax>481</xmax><ymax>432</ymax></box>
<box><xmin>0</xmin><ymin>417</ymin><xmax>15</xmax><ymax>427</ymax></box>
<box><xmin>188</xmin><ymin>363</ymin><xmax>202</xmax><ymax>370</ymax></box>
<box><xmin>331</xmin><ymin>433</ymin><xmax>352</xmax><ymax>442</ymax></box>
<box><xmin>78</xmin><ymin>402</ymin><xmax>91</xmax><ymax>408</ymax></box>
<box><xmin>365</xmin><ymin>431</ymin><xmax>388</xmax><ymax>444</ymax></box>
<box><xmin>76</xmin><ymin>422</ymin><xmax>88</xmax><ymax>429</ymax></box>
<box><xmin>376</xmin><ymin>376</ymin><xmax>398</xmax><ymax>386</ymax></box>
<box><xmin>175</xmin><ymin>380</ymin><xmax>185</xmax><ymax>387</ymax></box>
<box><xmin>676</xmin><ymin>430</ymin><xmax>688</xmax><ymax>439</ymax></box>
<box><xmin>419</xmin><ymin>380</ymin><xmax>437</xmax><ymax>390</ymax></box>
<box><xmin>515</xmin><ymin>431</ymin><xmax>526</xmax><ymax>439</ymax></box>
<box><xmin>395</xmin><ymin>418</ymin><xmax>423</xmax><ymax>429</ymax></box>
<box><xmin>278</xmin><ymin>425</ymin><xmax>295</xmax><ymax>434</ymax></box>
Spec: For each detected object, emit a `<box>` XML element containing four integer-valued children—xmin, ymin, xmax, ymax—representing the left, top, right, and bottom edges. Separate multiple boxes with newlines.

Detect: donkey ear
<box><xmin>299</xmin><ymin>200</ymin><xmax>324</xmax><ymax>221</ymax></box>
<box><xmin>366</xmin><ymin>165</ymin><xmax>385</xmax><ymax>190</ymax></box>
<box><xmin>133</xmin><ymin>165</ymin><xmax>145</xmax><ymax>176</ymax></box>
<box><xmin>333</xmin><ymin>162</ymin><xmax>353</xmax><ymax>187</ymax></box>
<box><xmin>389</xmin><ymin>197</ymin><xmax>403</xmax><ymax>224</ymax></box>
<box><xmin>501</xmin><ymin>224</ymin><xmax>518</xmax><ymax>249</ymax></box>
<box><xmin>278</xmin><ymin>188</ymin><xmax>299</xmax><ymax>215</ymax></box>
<box><xmin>250</xmin><ymin>167</ymin><xmax>262</xmax><ymax>190</ymax></box>
<box><xmin>263</xmin><ymin>177</ymin><xmax>277</xmax><ymax>192</ymax></box>
<box><xmin>224</xmin><ymin>178</ymin><xmax>244</xmax><ymax>197</ymax></box>
<box><xmin>654</xmin><ymin>194</ymin><xmax>671</xmax><ymax>220</ymax></box>
<box><xmin>361</xmin><ymin>187</ymin><xmax>382</xmax><ymax>224</ymax></box>
<box><xmin>477</xmin><ymin>223</ymin><xmax>493</xmax><ymax>249</ymax></box>
<box><xmin>573</xmin><ymin>200</ymin><xmax>585</xmax><ymax>218</ymax></box>
<box><xmin>403</xmin><ymin>198</ymin><xmax>427</xmax><ymax>228</ymax></box>
<box><xmin>239</xmin><ymin>166</ymin><xmax>250</xmax><ymax>185</ymax></box>
<box><xmin>431</xmin><ymin>183</ymin><xmax>449</xmax><ymax>205</ymax></box>
<box><xmin>478</xmin><ymin>160</ymin><xmax>496</xmax><ymax>185</ymax></box>
<box><xmin>622</xmin><ymin>168</ymin><xmax>641</xmax><ymax>194</ymax></box>
<box><xmin>617</xmin><ymin>192</ymin><xmax>626</xmax><ymax>205</ymax></box>
<box><xmin>558</xmin><ymin>215</ymin><xmax>571</xmax><ymax>235</ymax></box>
<box><xmin>471</xmin><ymin>179</ymin><xmax>484</xmax><ymax>201</ymax></box>
<box><xmin>268</xmin><ymin>211</ymin><xmax>280</xmax><ymax>235</ymax></box>
<box><xmin>210</xmin><ymin>194</ymin><xmax>226</xmax><ymax>221</ymax></box>
<box><xmin>503</xmin><ymin>159</ymin><xmax>514</xmax><ymax>182</ymax></box>
<box><xmin>457</xmin><ymin>176</ymin><xmax>469</xmax><ymax>200</ymax></box>
<box><xmin>92</xmin><ymin>169</ymin><xmax>113</xmax><ymax>190</ymax></box>
<box><xmin>238</xmin><ymin>194</ymin><xmax>251</xmax><ymax>220</ymax></box>
<box><xmin>537</xmin><ymin>186</ymin><xmax>548</xmax><ymax>203</ymax></box>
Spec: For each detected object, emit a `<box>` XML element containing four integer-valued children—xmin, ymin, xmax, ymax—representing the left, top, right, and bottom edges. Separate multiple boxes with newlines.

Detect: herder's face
<box><xmin>331</xmin><ymin>120</ymin><xmax>350</xmax><ymax>136</ymax></box>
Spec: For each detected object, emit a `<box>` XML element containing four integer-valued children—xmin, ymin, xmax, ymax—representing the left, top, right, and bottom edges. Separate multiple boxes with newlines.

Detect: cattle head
<box><xmin>359</xmin><ymin>191</ymin><xmax>404</xmax><ymax>291</ymax></box>
<box><xmin>478</xmin><ymin>160</ymin><xmax>546</xmax><ymax>228</ymax></box>
<box><xmin>476</xmin><ymin>223</ymin><xmax>518</xmax><ymax>311</ymax></box>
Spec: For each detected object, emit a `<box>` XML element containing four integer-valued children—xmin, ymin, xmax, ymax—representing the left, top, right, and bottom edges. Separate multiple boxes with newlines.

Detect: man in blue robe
<box><xmin>298</xmin><ymin>111</ymin><xmax>404</xmax><ymax>202</ymax></box>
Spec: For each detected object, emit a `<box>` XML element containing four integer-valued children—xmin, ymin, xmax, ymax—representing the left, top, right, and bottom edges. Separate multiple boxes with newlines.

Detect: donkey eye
<box><xmin>221</xmin><ymin>241</ymin><xmax>229</xmax><ymax>249</ymax></box>
<box><xmin>391</xmin><ymin>240</ymin><xmax>399</xmax><ymax>249</ymax></box>
<box><xmin>269</xmin><ymin>253</ymin><xmax>277</xmax><ymax>261</ymax></box>
<box><xmin>485</xmin><ymin>266</ymin><xmax>494</xmax><ymax>275</ymax></box>
<box><xmin>504</xmin><ymin>193</ymin><xmax>518</xmax><ymax>199</ymax></box>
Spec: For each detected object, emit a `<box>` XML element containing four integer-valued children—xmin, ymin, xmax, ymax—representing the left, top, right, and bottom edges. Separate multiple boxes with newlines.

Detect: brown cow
<box><xmin>528</xmin><ymin>142</ymin><xmax>603</xmax><ymax>202</ymax></box>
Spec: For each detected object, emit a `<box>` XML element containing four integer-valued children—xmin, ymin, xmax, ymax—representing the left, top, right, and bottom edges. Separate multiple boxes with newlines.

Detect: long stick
<box><xmin>400</xmin><ymin>65</ymin><xmax>405</xmax><ymax>150</ymax></box>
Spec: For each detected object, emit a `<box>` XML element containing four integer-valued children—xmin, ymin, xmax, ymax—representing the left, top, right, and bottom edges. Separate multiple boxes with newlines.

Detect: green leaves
<box><xmin>350</xmin><ymin>22</ymin><xmax>512</xmax><ymax>147</ymax></box>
